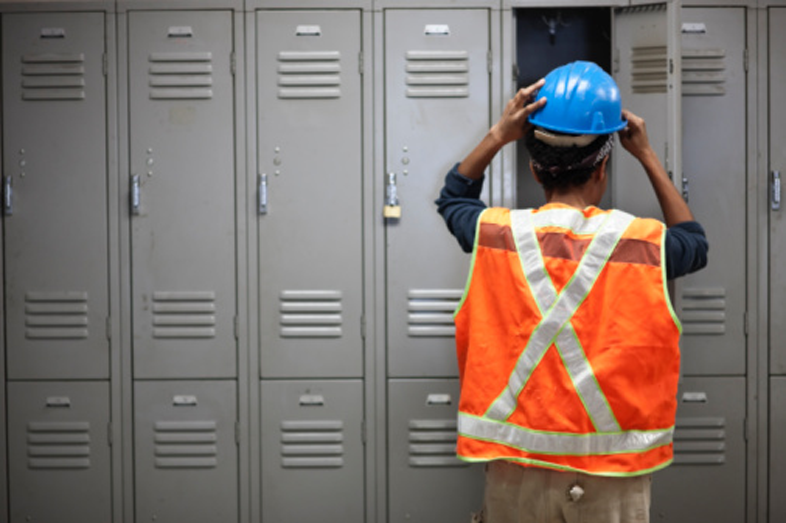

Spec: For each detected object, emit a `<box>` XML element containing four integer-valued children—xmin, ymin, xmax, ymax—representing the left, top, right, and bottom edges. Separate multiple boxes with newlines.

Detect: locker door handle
<box><xmin>258</xmin><ymin>173</ymin><xmax>268</xmax><ymax>215</ymax></box>
<box><xmin>773</xmin><ymin>170</ymin><xmax>781</xmax><ymax>211</ymax></box>
<box><xmin>3</xmin><ymin>175</ymin><xmax>12</xmax><ymax>216</ymax></box>
<box><xmin>130</xmin><ymin>175</ymin><xmax>141</xmax><ymax>215</ymax></box>
<box><xmin>681</xmin><ymin>176</ymin><xmax>689</xmax><ymax>203</ymax></box>
<box><xmin>383</xmin><ymin>172</ymin><xmax>401</xmax><ymax>219</ymax></box>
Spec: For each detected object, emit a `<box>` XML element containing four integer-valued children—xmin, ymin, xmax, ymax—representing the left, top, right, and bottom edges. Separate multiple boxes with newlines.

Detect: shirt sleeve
<box><xmin>435</xmin><ymin>163</ymin><xmax>487</xmax><ymax>253</ymax></box>
<box><xmin>664</xmin><ymin>221</ymin><xmax>709</xmax><ymax>280</ymax></box>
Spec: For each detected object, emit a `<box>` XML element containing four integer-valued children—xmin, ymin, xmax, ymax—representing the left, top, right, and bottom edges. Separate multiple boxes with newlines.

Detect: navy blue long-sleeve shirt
<box><xmin>436</xmin><ymin>164</ymin><xmax>708</xmax><ymax>280</ymax></box>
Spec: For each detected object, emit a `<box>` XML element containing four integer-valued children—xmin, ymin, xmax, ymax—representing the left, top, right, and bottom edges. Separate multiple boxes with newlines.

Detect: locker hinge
<box><xmin>669</xmin><ymin>58</ymin><xmax>674</xmax><ymax>75</ymax></box>
<box><xmin>360</xmin><ymin>315</ymin><xmax>366</xmax><ymax>340</ymax></box>
<box><xmin>107</xmin><ymin>422</ymin><xmax>113</xmax><ymax>446</ymax></box>
<box><xmin>235</xmin><ymin>421</ymin><xmax>241</xmax><ymax>445</ymax></box>
<box><xmin>102</xmin><ymin>53</ymin><xmax>108</xmax><ymax>76</ymax></box>
<box><xmin>234</xmin><ymin>316</ymin><xmax>240</xmax><ymax>340</ymax></box>
<box><xmin>231</xmin><ymin>52</ymin><xmax>236</xmax><ymax>76</ymax></box>
<box><xmin>359</xmin><ymin>51</ymin><xmax>364</xmax><ymax>75</ymax></box>
<box><xmin>743</xmin><ymin>48</ymin><xmax>749</xmax><ymax>74</ymax></box>
<box><xmin>106</xmin><ymin>317</ymin><xmax>112</xmax><ymax>340</ymax></box>
<box><xmin>664</xmin><ymin>142</ymin><xmax>670</xmax><ymax>177</ymax></box>
<box><xmin>744</xmin><ymin>311</ymin><xmax>749</xmax><ymax>337</ymax></box>
<box><xmin>512</xmin><ymin>63</ymin><xmax>520</xmax><ymax>84</ymax></box>
<box><xmin>612</xmin><ymin>48</ymin><xmax>620</xmax><ymax>74</ymax></box>
<box><xmin>487</xmin><ymin>50</ymin><xmax>493</xmax><ymax>74</ymax></box>
<box><xmin>743</xmin><ymin>417</ymin><xmax>749</xmax><ymax>443</ymax></box>
<box><xmin>361</xmin><ymin>419</ymin><xmax>367</xmax><ymax>445</ymax></box>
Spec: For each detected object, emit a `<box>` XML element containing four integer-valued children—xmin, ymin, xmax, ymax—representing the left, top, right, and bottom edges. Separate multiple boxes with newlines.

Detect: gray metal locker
<box><xmin>677</xmin><ymin>7</ymin><xmax>746</xmax><ymax>376</ymax></box>
<box><xmin>134</xmin><ymin>380</ymin><xmax>238</xmax><ymax>523</ymax></box>
<box><xmin>384</xmin><ymin>9</ymin><xmax>491</xmax><ymax>378</ymax></box>
<box><xmin>770</xmin><ymin>6</ymin><xmax>786</xmax><ymax>375</ymax></box>
<box><xmin>388</xmin><ymin>379</ymin><xmax>484</xmax><ymax>523</ymax></box>
<box><xmin>128</xmin><ymin>10</ymin><xmax>237</xmax><ymax>379</ymax></box>
<box><xmin>650</xmin><ymin>377</ymin><xmax>746</xmax><ymax>522</ymax></box>
<box><xmin>2</xmin><ymin>12</ymin><xmax>109</xmax><ymax>380</ymax></box>
<box><xmin>256</xmin><ymin>10</ymin><xmax>363</xmax><ymax>379</ymax></box>
<box><xmin>7</xmin><ymin>381</ymin><xmax>111</xmax><ymax>523</ymax></box>
<box><xmin>260</xmin><ymin>380</ymin><xmax>364</xmax><ymax>522</ymax></box>
<box><xmin>612</xmin><ymin>2</ymin><xmax>681</xmax><ymax>221</ymax></box>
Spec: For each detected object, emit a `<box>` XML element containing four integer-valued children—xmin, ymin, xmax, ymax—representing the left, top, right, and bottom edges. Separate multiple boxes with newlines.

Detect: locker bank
<box><xmin>0</xmin><ymin>0</ymin><xmax>781</xmax><ymax>522</ymax></box>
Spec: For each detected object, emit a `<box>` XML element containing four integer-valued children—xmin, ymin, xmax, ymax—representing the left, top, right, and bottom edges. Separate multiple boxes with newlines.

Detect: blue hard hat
<box><xmin>528</xmin><ymin>61</ymin><xmax>626</xmax><ymax>135</ymax></box>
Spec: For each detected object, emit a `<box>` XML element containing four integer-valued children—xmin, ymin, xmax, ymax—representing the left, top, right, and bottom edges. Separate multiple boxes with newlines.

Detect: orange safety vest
<box><xmin>454</xmin><ymin>204</ymin><xmax>681</xmax><ymax>477</ymax></box>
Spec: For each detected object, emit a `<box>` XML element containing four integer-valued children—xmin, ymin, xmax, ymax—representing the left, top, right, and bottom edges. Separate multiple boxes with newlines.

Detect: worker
<box><xmin>435</xmin><ymin>61</ymin><xmax>708</xmax><ymax>523</ymax></box>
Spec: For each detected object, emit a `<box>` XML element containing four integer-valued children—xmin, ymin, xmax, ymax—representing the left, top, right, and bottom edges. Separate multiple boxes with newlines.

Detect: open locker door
<box><xmin>612</xmin><ymin>1</ymin><xmax>681</xmax><ymax>221</ymax></box>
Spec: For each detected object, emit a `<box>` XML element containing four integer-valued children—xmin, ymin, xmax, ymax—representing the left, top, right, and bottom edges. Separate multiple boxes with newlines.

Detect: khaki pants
<box><xmin>476</xmin><ymin>461</ymin><xmax>652</xmax><ymax>523</ymax></box>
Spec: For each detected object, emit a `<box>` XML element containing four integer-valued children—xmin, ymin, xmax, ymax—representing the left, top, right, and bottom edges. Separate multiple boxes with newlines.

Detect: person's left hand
<box><xmin>489</xmin><ymin>78</ymin><xmax>547</xmax><ymax>147</ymax></box>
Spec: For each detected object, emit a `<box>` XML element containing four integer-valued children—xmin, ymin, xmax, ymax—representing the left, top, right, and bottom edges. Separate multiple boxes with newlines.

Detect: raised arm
<box><xmin>457</xmin><ymin>79</ymin><xmax>547</xmax><ymax>181</ymax></box>
<box><xmin>618</xmin><ymin>109</ymin><xmax>694</xmax><ymax>226</ymax></box>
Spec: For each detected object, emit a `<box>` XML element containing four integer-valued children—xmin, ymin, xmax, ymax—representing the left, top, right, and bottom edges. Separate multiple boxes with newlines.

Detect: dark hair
<box><xmin>524</xmin><ymin>128</ymin><xmax>613</xmax><ymax>192</ymax></box>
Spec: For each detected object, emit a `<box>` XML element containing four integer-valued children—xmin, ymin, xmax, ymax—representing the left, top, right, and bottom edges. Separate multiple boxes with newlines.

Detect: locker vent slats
<box><xmin>407</xmin><ymin>289</ymin><xmax>462</xmax><ymax>337</ymax></box>
<box><xmin>408</xmin><ymin>419</ymin><xmax>465</xmax><ymax>467</ymax></box>
<box><xmin>277</xmin><ymin>51</ymin><xmax>341</xmax><ymax>99</ymax></box>
<box><xmin>20</xmin><ymin>52</ymin><xmax>86</xmax><ymax>100</ymax></box>
<box><xmin>152</xmin><ymin>291</ymin><xmax>217</xmax><ymax>339</ymax></box>
<box><xmin>682</xmin><ymin>48</ymin><xmax>726</xmax><ymax>96</ymax></box>
<box><xmin>681</xmin><ymin>288</ymin><xmax>726</xmax><ymax>335</ymax></box>
<box><xmin>405</xmin><ymin>50</ymin><xmax>469</xmax><ymax>98</ymax></box>
<box><xmin>27</xmin><ymin>421</ymin><xmax>91</xmax><ymax>469</ymax></box>
<box><xmin>673</xmin><ymin>416</ymin><xmax>726</xmax><ymax>465</ymax></box>
<box><xmin>154</xmin><ymin>420</ymin><xmax>218</xmax><ymax>468</ymax></box>
<box><xmin>148</xmin><ymin>52</ymin><xmax>213</xmax><ymax>100</ymax></box>
<box><xmin>631</xmin><ymin>46</ymin><xmax>668</xmax><ymax>94</ymax></box>
<box><xmin>25</xmin><ymin>291</ymin><xmax>89</xmax><ymax>339</ymax></box>
<box><xmin>280</xmin><ymin>420</ymin><xmax>344</xmax><ymax>468</ymax></box>
<box><xmin>279</xmin><ymin>290</ymin><xmax>343</xmax><ymax>338</ymax></box>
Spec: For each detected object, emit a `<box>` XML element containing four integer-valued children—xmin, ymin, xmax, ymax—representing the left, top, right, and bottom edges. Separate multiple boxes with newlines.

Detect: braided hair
<box><xmin>524</xmin><ymin>127</ymin><xmax>613</xmax><ymax>192</ymax></box>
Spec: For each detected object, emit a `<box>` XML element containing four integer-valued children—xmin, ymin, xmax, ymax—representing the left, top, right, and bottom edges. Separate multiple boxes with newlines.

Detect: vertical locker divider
<box><xmin>0</xmin><ymin>10</ymin><xmax>6</xmax><ymax>523</ymax></box>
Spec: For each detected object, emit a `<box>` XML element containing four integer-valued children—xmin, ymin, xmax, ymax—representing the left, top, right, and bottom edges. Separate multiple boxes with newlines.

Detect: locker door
<box><xmin>388</xmin><ymin>379</ymin><xmax>484</xmax><ymax>523</ymax></box>
<box><xmin>134</xmin><ymin>381</ymin><xmax>238</xmax><ymax>523</ymax></box>
<box><xmin>2</xmin><ymin>13</ymin><xmax>109</xmax><ymax>379</ymax></box>
<box><xmin>769</xmin><ymin>7</ymin><xmax>786</xmax><ymax>375</ymax></box>
<box><xmin>385</xmin><ymin>9</ymin><xmax>491</xmax><ymax>378</ymax></box>
<box><xmin>613</xmin><ymin>2</ymin><xmax>681</xmax><ymax>221</ymax></box>
<box><xmin>260</xmin><ymin>380</ymin><xmax>364</xmax><ymax>522</ymax></box>
<box><xmin>676</xmin><ymin>8</ymin><xmax>746</xmax><ymax>375</ymax></box>
<box><xmin>650</xmin><ymin>377</ymin><xmax>746</xmax><ymax>522</ymax></box>
<box><xmin>129</xmin><ymin>11</ymin><xmax>237</xmax><ymax>379</ymax></box>
<box><xmin>256</xmin><ymin>11</ymin><xmax>363</xmax><ymax>378</ymax></box>
<box><xmin>7</xmin><ymin>382</ymin><xmax>111</xmax><ymax>523</ymax></box>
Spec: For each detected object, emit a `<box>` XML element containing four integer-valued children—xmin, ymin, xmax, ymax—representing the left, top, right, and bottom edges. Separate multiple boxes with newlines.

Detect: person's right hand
<box><xmin>489</xmin><ymin>79</ymin><xmax>547</xmax><ymax>147</ymax></box>
<box><xmin>617</xmin><ymin>109</ymin><xmax>655</xmax><ymax>162</ymax></box>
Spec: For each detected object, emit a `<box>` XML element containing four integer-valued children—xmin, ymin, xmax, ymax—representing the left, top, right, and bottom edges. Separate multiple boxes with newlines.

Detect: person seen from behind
<box><xmin>435</xmin><ymin>61</ymin><xmax>709</xmax><ymax>523</ymax></box>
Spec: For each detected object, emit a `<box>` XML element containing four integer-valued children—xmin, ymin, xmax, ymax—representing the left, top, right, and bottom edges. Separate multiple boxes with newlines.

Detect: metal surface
<box><xmin>387</xmin><ymin>379</ymin><xmax>484</xmax><ymax>522</ymax></box>
<box><xmin>7</xmin><ymin>381</ymin><xmax>111</xmax><ymax>523</ymax></box>
<box><xmin>612</xmin><ymin>3</ymin><xmax>680</xmax><ymax>221</ymax></box>
<box><xmin>134</xmin><ymin>380</ymin><xmax>238</xmax><ymax>523</ymax></box>
<box><xmin>256</xmin><ymin>9</ymin><xmax>363</xmax><ymax>378</ymax></box>
<box><xmin>2</xmin><ymin>12</ymin><xmax>110</xmax><ymax>379</ymax></box>
<box><xmin>260</xmin><ymin>379</ymin><xmax>364</xmax><ymax>522</ymax></box>
<box><xmin>650</xmin><ymin>376</ymin><xmax>746</xmax><ymax>521</ymax></box>
<box><xmin>128</xmin><ymin>10</ymin><xmax>237</xmax><ymax>379</ymax></box>
<box><xmin>384</xmin><ymin>8</ymin><xmax>491</xmax><ymax>378</ymax></box>
<box><xmin>773</xmin><ymin>171</ymin><xmax>781</xmax><ymax>212</ymax></box>
<box><xmin>677</xmin><ymin>7</ymin><xmax>746</xmax><ymax>376</ymax></box>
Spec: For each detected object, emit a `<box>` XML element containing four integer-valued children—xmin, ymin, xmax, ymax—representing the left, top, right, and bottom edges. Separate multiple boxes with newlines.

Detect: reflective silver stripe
<box><xmin>531</xmin><ymin>208</ymin><xmax>608</xmax><ymax>235</ymax></box>
<box><xmin>459</xmin><ymin>412</ymin><xmax>674</xmax><ymax>456</ymax></box>
<box><xmin>485</xmin><ymin>210</ymin><xmax>634</xmax><ymax>429</ymax></box>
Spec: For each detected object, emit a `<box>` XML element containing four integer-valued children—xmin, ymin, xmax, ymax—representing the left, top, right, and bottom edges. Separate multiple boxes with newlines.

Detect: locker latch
<box><xmin>383</xmin><ymin>172</ymin><xmax>401</xmax><ymax>219</ymax></box>
<box><xmin>681</xmin><ymin>176</ymin><xmax>689</xmax><ymax>203</ymax></box>
<box><xmin>130</xmin><ymin>175</ymin><xmax>141</xmax><ymax>215</ymax></box>
<box><xmin>258</xmin><ymin>173</ymin><xmax>268</xmax><ymax>215</ymax></box>
<box><xmin>3</xmin><ymin>175</ymin><xmax>12</xmax><ymax>216</ymax></box>
<box><xmin>773</xmin><ymin>170</ymin><xmax>781</xmax><ymax>211</ymax></box>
